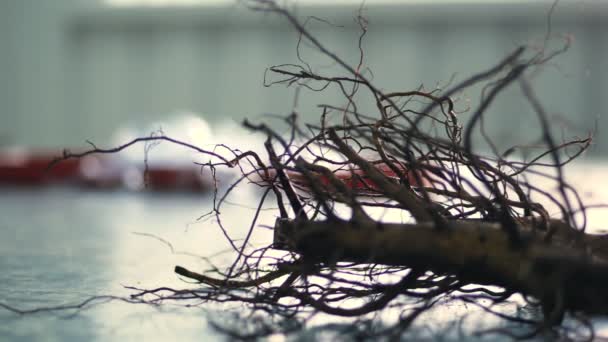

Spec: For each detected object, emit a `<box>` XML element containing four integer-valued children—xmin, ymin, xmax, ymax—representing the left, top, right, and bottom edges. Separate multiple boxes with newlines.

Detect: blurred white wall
<box><xmin>0</xmin><ymin>0</ymin><xmax>607</xmax><ymax>155</ymax></box>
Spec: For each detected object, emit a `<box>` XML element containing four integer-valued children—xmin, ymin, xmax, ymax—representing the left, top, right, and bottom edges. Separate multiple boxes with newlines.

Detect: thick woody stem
<box><xmin>274</xmin><ymin>218</ymin><xmax>608</xmax><ymax>316</ymax></box>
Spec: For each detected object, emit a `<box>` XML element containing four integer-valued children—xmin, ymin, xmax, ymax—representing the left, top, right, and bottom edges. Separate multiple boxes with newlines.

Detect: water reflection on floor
<box><xmin>0</xmin><ymin>186</ymin><xmax>276</xmax><ymax>341</ymax></box>
<box><xmin>1</xmin><ymin>161</ymin><xmax>608</xmax><ymax>341</ymax></box>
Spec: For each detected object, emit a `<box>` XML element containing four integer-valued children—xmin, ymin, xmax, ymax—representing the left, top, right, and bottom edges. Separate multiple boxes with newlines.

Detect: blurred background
<box><xmin>1</xmin><ymin>1</ymin><xmax>607</xmax><ymax>341</ymax></box>
<box><xmin>0</xmin><ymin>0</ymin><xmax>606</xmax><ymax>152</ymax></box>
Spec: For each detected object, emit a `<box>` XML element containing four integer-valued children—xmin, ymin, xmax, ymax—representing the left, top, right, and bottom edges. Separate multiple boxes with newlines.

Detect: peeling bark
<box><xmin>274</xmin><ymin>218</ymin><xmax>608</xmax><ymax>316</ymax></box>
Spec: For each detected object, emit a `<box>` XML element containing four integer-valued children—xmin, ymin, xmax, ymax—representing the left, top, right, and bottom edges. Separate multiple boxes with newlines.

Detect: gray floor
<box><xmin>1</xmin><ymin>161</ymin><xmax>607</xmax><ymax>341</ymax></box>
<box><xmin>0</xmin><ymin>189</ymin><xmax>228</xmax><ymax>341</ymax></box>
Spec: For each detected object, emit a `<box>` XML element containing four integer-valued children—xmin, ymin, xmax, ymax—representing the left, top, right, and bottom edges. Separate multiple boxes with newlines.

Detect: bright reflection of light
<box><xmin>122</xmin><ymin>166</ymin><xmax>145</xmax><ymax>191</ymax></box>
<box><xmin>111</xmin><ymin>111</ymin><xmax>215</xmax><ymax>168</ymax></box>
<box><xmin>109</xmin><ymin>112</ymin><xmax>268</xmax><ymax>193</ymax></box>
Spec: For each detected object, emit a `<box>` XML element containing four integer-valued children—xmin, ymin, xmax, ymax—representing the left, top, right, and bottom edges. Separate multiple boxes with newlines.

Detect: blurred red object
<box><xmin>143</xmin><ymin>168</ymin><xmax>210</xmax><ymax>192</ymax></box>
<box><xmin>0</xmin><ymin>149</ymin><xmax>80</xmax><ymax>186</ymax></box>
<box><xmin>260</xmin><ymin>162</ymin><xmax>430</xmax><ymax>196</ymax></box>
<box><xmin>0</xmin><ymin>148</ymin><xmax>212</xmax><ymax>193</ymax></box>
